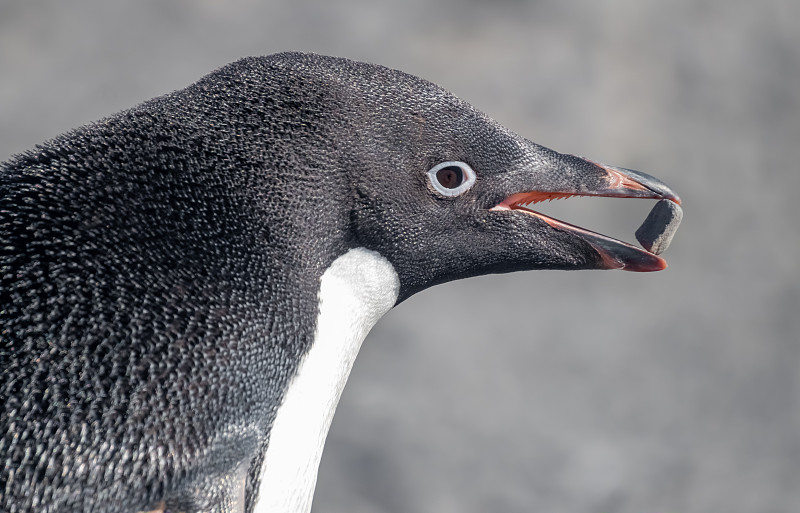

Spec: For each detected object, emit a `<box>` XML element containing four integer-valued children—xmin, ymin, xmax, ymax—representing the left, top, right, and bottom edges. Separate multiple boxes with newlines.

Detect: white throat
<box><xmin>253</xmin><ymin>248</ymin><xmax>400</xmax><ymax>513</ymax></box>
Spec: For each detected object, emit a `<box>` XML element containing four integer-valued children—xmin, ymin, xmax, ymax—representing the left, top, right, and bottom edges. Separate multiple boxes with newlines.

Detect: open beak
<box><xmin>490</xmin><ymin>157</ymin><xmax>681</xmax><ymax>272</ymax></box>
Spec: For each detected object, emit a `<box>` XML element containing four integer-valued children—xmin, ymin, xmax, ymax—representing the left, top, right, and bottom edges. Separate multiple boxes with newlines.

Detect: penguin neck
<box><xmin>254</xmin><ymin>247</ymin><xmax>400</xmax><ymax>513</ymax></box>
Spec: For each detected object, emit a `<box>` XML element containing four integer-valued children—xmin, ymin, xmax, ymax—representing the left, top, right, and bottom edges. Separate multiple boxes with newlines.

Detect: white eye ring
<box><xmin>427</xmin><ymin>161</ymin><xmax>477</xmax><ymax>197</ymax></box>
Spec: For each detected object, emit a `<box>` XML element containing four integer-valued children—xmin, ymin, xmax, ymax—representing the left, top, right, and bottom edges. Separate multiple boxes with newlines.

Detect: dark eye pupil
<box><xmin>436</xmin><ymin>166</ymin><xmax>463</xmax><ymax>189</ymax></box>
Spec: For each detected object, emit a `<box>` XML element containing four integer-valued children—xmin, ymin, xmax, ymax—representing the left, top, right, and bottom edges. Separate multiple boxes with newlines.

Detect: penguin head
<box><xmin>209</xmin><ymin>53</ymin><xmax>679</xmax><ymax>303</ymax></box>
<box><xmin>277</xmin><ymin>53</ymin><xmax>681</xmax><ymax>302</ymax></box>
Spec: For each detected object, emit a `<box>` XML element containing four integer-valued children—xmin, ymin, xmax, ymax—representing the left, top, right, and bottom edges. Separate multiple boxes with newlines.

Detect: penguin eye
<box><xmin>427</xmin><ymin>161</ymin><xmax>477</xmax><ymax>197</ymax></box>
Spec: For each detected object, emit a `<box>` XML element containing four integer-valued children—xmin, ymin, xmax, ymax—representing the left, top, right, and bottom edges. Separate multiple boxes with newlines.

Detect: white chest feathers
<box><xmin>253</xmin><ymin>248</ymin><xmax>400</xmax><ymax>513</ymax></box>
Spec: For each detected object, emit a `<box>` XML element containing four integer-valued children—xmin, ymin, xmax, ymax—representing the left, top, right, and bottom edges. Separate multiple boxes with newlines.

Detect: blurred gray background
<box><xmin>1</xmin><ymin>1</ymin><xmax>798</xmax><ymax>512</ymax></box>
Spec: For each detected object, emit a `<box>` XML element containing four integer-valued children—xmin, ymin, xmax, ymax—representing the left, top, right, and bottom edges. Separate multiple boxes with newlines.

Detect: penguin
<box><xmin>0</xmin><ymin>52</ymin><xmax>680</xmax><ymax>513</ymax></box>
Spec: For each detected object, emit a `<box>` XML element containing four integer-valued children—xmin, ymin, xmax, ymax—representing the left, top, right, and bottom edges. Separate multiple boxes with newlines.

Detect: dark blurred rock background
<box><xmin>1</xmin><ymin>1</ymin><xmax>798</xmax><ymax>511</ymax></box>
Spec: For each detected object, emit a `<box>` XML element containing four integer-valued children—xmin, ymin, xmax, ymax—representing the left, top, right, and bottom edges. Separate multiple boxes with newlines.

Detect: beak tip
<box><xmin>623</xmin><ymin>255</ymin><xmax>668</xmax><ymax>272</ymax></box>
<box><xmin>610</xmin><ymin>165</ymin><xmax>681</xmax><ymax>205</ymax></box>
<box><xmin>588</xmin><ymin>237</ymin><xmax>670</xmax><ymax>272</ymax></box>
